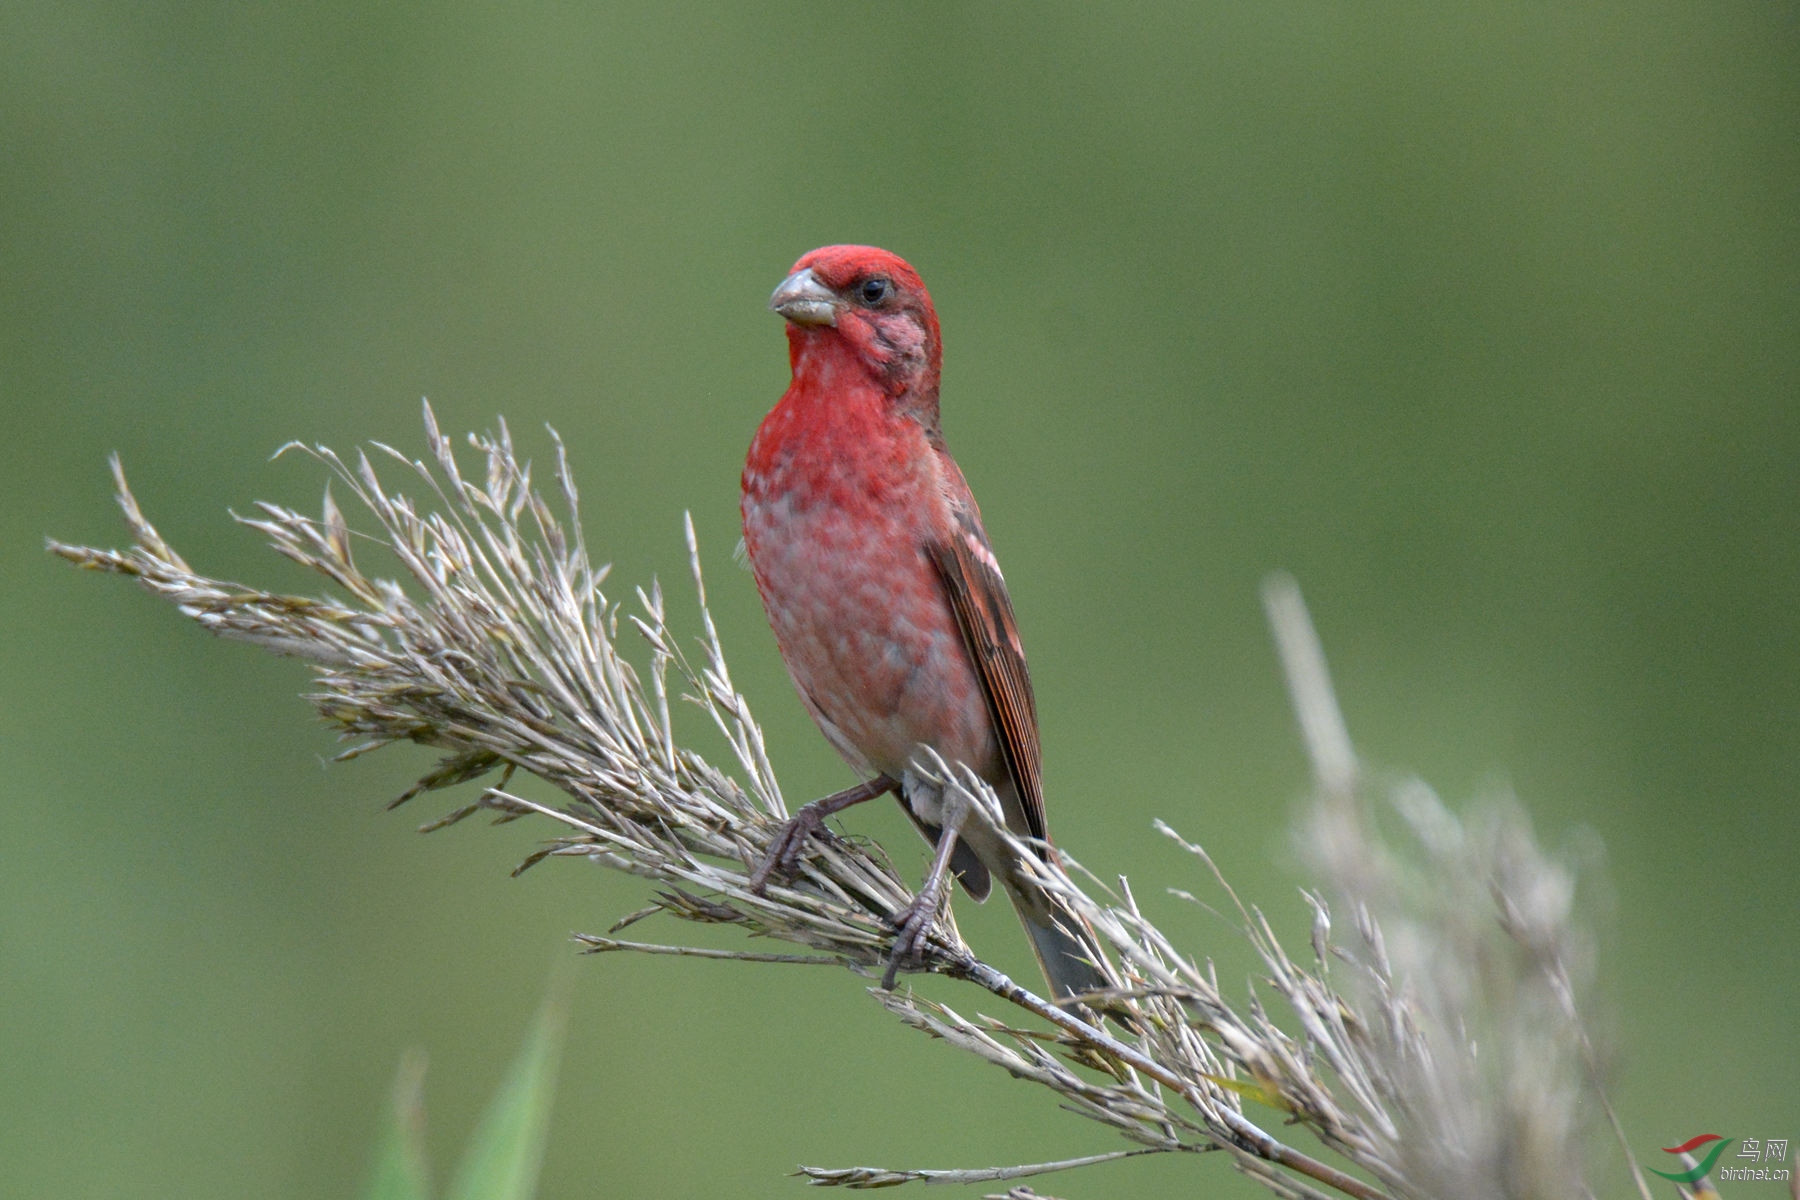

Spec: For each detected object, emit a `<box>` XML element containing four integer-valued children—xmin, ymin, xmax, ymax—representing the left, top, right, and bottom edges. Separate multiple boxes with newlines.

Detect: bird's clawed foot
<box><xmin>746</xmin><ymin>805</ymin><xmax>829</xmax><ymax>894</ymax></box>
<box><xmin>745</xmin><ymin>775</ymin><xmax>897</xmax><ymax>895</ymax></box>
<box><xmin>879</xmin><ymin>786</ymin><xmax>971</xmax><ymax>990</ymax></box>
<box><xmin>881</xmin><ymin>879</ymin><xmax>950</xmax><ymax>990</ymax></box>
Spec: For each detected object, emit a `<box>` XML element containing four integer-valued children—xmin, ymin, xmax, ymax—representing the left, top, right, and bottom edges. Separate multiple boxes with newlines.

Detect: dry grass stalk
<box><xmin>51</xmin><ymin>407</ymin><xmax>1638</xmax><ymax>1199</ymax></box>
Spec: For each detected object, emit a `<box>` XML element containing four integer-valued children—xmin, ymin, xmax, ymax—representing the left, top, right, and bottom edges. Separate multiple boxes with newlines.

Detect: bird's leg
<box><xmin>881</xmin><ymin>790</ymin><xmax>970</xmax><ymax>990</ymax></box>
<box><xmin>746</xmin><ymin>774</ymin><xmax>898</xmax><ymax>894</ymax></box>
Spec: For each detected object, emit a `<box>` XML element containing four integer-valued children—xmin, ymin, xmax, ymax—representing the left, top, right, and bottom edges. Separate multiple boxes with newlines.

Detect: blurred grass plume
<box><xmin>51</xmin><ymin>406</ymin><xmax>1641</xmax><ymax>1200</ymax></box>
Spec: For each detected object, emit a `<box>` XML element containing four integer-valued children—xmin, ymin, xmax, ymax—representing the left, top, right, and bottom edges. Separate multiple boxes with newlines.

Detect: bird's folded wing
<box><xmin>927</xmin><ymin>505</ymin><xmax>1047</xmax><ymax>851</ymax></box>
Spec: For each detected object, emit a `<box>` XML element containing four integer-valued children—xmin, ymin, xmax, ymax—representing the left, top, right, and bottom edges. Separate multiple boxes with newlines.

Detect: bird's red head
<box><xmin>770</xmin><ymin>245</ymin><xmax>942</xmax><ymax>406</ymax></box>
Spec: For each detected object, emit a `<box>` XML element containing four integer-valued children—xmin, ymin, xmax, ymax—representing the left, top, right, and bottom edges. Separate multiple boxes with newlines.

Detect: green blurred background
<box><xmin>6</xmin><ymin>3</ymin><xmax>1795</xmax><ymax>1197</ymax></box>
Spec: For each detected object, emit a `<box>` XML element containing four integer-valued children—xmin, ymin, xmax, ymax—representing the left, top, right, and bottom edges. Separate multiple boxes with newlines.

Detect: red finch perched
<box><xmin>741</xmin><ymin>244</ymin><xmax>1108</xmax><ymax>1004</ymax></box>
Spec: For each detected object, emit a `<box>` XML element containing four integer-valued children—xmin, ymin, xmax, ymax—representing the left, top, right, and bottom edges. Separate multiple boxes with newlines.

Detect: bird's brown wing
<box><xmin>927</xmin><ymin>502</ymin><xmax>1047</xmax><ymax>851</ymax></box>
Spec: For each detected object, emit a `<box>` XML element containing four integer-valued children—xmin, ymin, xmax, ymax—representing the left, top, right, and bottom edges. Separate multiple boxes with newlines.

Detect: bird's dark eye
<box><xmin>857</xmin><ymin>277</ymin><xmax>892</xmax><ymax>306</ymax></box>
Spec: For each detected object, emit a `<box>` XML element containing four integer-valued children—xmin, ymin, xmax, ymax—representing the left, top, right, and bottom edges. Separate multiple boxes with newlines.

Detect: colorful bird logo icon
<box><xmin>1650</xmin><ymin>1134</ymin><xmax>1735</xmax><ymax>1183</ymax></box>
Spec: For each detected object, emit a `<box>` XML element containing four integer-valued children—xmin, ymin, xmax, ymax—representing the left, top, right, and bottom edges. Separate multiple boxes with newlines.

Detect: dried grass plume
<box><xmin>51</xmin><ymin>406</ymin><xmax>1648</xmax><ymax>1200</ymax></box>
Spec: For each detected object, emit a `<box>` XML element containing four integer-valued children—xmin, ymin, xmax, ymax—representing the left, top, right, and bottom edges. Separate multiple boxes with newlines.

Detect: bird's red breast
<box><xmin>741</xmin><ymin>247</ymin><xmax>1000</xmax><ymax>790</ymax></box>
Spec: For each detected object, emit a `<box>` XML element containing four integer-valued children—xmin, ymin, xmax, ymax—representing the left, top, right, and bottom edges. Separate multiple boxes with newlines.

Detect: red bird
<box><xmin>741</xmin><ymin>244</ymin><xmax>1107</xmax><ymax>1003</ymax></box>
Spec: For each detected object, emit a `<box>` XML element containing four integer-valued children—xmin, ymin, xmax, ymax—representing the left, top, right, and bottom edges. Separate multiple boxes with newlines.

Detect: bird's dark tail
<box><xmin>1008</xmin><ymin>882</ymin><xmax>1113</xmax><ymax>1009</ymax></box>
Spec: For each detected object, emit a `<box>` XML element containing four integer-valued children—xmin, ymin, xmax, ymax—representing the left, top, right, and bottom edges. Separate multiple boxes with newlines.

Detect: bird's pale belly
<box><xmin>742</xmin><ymin>488</ymin><xmax>999</xmax><ymax>787</ymax></box>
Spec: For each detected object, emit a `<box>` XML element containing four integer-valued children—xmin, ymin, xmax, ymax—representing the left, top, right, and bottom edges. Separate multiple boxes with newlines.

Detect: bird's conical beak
<box><xmin>769</xmin><ymin>267</ymin><xmax>837</xmax><ymax>327</ymax></box>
